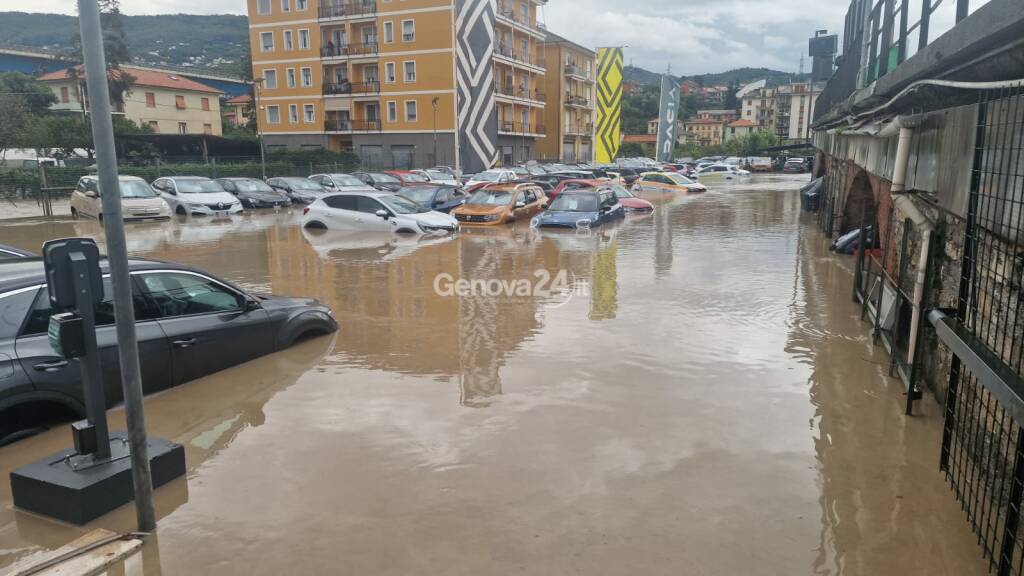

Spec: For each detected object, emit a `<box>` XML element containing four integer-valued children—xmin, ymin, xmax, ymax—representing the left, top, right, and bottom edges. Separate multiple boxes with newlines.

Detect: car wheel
<box><xmin>176</xmin><ymin>205</ymin><xmax>187</xmax><ymax>215</ymax></box>
<box><xmin>304</xmin><ymin>220</ymin><xmax>327</xmax><ymax>229</ymax></box>
<box><xmin>70</xmin><ymin>207</ymin><xmax>79</xmax><ymax>219</ymax></box>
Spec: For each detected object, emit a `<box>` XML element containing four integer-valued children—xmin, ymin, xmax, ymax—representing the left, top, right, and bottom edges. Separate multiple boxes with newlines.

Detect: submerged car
<box><xmin>267</xmin><ymin>177</ymin><xmax>327</xmax><ymax>204</ymax></box>
<box><xmin>302</xmin><ymin>191</ymin><xmax>459</xmax><ymax>234</ymax></box>
<box><xmin>451</xmin><ymin>183</ymin><xmax>547</xmax><ymax>225</ymax></box>
<box><xmin>401</xmin><ymin>184</ymin><xmax>470</xmax><ymax>213</ymax></box>
<box><xmin>411</xmin><ymin>169</ymin><xmax>460</xmax><ymax>187</ymax></box>
<box><xmin>632</xmin><ymin>172</ymin><xmax>708</xmax><ymax>194</ymax></box>
<box><xmin>152</xmin><ymin>176</ymin><xmax>243</xmax><ymax>217</ymax></box>
<box><xmin>216</xmin><ymin>178</ymin><xmax>292</xmax><ymax>209</ymax></box>
<box><xmin>0</xmin><ymin>257</ymin><xmax>337</xmax><ymax>445</ymax></box>
<box><xmin>309</xmin><ymin>173</ymin><xmax>378</xmax><ymax>193</ymax></box>
<box><xmin>464</xmin><ymin>169</ymin><xmax>519</xmax><ymax>191</ymax></box>
<box><xmin>532</xmin><ymin>188</ymin><xmax>624</xmax><ymax>229</ymax></box>
<box><xmin>353</xmin><ymin>171</ymin><xmax>405</xmax><ymax>192</ymax></box>
<box><xmin>748</xmin><ymin>157</ymin><xmax>773</xmax><ymax>172</ymax></box>
<box><xmin>71</xmin><ymin>175</ymin><xmax>171</xmax><ymax>221</ymax></box>
<box><xmin>783</xmin><ymin>158</ymin><xmax>807</xmax><ymax>173</ymax></box>
<box><xmin>697</xmin><ymin>164</ymin><xmax>752</xmax><ymax>178</ymax></box>
<box><xmin>384</xmin><ymin>170</ymin><xmax>431</xmax><ymax>186</ymax></box>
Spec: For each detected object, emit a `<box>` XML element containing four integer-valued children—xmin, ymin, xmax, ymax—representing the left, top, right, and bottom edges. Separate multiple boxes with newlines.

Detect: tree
<box><xmin>68</xmin><ymin>0</ymin><xmax>135</xmax><ymax>109</ymax></box>
<box><xmin>0</xmin><ymin>95</ymin><xmax>33</xmax><ymax>160</ymax></box>
<box><xmin>0</xmin><ymin>72</ymin><xmax>57</xmax><ymax>116</ymax></box>
<box><xmin>724</xmin><ymin>80</ymin><xmax>739</xmax><ymax>111</ymax></box>
<box><xmin>621</xmin><ymin>84</ymin><xmax>660</xmax><ymax>135</ymax></box>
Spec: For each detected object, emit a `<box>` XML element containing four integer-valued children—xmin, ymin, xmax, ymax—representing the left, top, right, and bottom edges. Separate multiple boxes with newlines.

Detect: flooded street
<box><xmin>0</xmin><ymin>175</ymin><xmax>987</xmax><ymax>574</ymax></box>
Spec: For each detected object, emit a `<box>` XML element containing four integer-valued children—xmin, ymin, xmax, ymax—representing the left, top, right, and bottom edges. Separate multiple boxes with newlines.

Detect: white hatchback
<box><xmin>302</xmin><ymin>191</ymin><xmax>459</xmax><ymax>234</ymax></box>
<box><xmin>71</xmin><ymin>175</ymin><xmax>171</xmax><ymax>221</ymax></box>
<box><xmin>151</xmin><ymin>176</ymin><xmax>243</xmax><ymax>217</ymax></box>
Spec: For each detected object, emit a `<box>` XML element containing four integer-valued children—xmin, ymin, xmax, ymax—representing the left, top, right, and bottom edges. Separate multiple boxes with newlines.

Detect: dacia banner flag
<box><xmin>595</xmin><ymin>47</ymin><xmax>623</xmax><ymax>163</ymax></box>
<box><xmin>655</xmin><ymin>74</ymin><xmax>679</xmax><ymax>163</ymax></box>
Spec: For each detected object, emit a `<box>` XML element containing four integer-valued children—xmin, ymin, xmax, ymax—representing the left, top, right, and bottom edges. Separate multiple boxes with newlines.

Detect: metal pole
<box><xmin>77</xmin><ymin>0</ymin><xmax>156</xmax><ymax>532</ymax></box>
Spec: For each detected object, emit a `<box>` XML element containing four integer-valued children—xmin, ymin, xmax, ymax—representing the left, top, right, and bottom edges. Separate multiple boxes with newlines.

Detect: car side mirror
<box><xmin>375</xmin><ymin>209</ymin><xmax>390</xmax><ymax>219</ymax></box>
<box><xmin>515</xmin><ymin>201</ymin><xmax>526</xmax><ymax>208</ymax></box>
<box><xmin>244</xmin><ymin>298</ymin><xmax>261</xmax><ymax>312</ymax></box>
<box><xmin>86</xmin><ymin>190</ymin><xmax>98</xmax><ymax>198</ymax></box>
<box><xmin>542</xmin><ymin>202</ymin><xmax>549</xmax><ymax>209</ymax></box>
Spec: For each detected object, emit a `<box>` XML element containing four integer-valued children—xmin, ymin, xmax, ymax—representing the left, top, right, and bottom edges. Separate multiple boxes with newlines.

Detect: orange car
<box><xmin>452</xmin><ymin>182</ymin><xmax>547</xmax><ymax>225</ymax></box>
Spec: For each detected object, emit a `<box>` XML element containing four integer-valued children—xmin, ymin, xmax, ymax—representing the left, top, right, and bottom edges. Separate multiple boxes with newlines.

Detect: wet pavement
<box><xmin>0</xmin><ymin>175</ymin><xmax>987</xmax><ymax>575</ymax></box>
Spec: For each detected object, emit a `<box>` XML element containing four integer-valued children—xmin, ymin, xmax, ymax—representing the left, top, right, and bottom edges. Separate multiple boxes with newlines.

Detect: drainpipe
<box><xmin>883</xmin><ymin>115</ymin><xmax>930</xmax><ymax>376</ymax></box>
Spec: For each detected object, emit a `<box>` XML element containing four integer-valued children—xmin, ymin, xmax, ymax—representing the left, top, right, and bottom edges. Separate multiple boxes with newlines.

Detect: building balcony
<box><xmin>498</xmin><ymin>121</ymin><xmax>546</xmax><ymax>136</ymax></box>
<box><xmin>564</xmin><ymin>64</ymin><xmax>591</xmax><ymax>82</ymax></box>
<box><xmin>323</xmin><ymin>81</ymin><xmax>380</xmax><ymax>96</ymax></box>
<box><xmin>564</xmin><ymin>93</ymin><xmax>591</xmax><ymax>108</ymax></box>
<box><xmin>319</xmin><ymin>0</ymin><xmax>376</xmax><ymax>20</ymax></box>
<box><xmin>321</xmin><ymin>42</ymin><xmax>379</xmax><ymax>59</ymax></box>
<box><xmin>495</xmin><ymin>4</ymin><xmax>546</xmax><ymax>38</ymax></box>
<box><xmin>324</xmin><ymin>118</ymin><xmax>382</xmax><ymax>132</ymax></box>
<box><xmin>494</xmin><ymin>45</ymin><xmax>546</xmax><ymax>71</ymax></box>
<box><xmin>565</xmin><ymin>122</ymin><xmax>593</xmax><ymax>137</ymax></box>
<box><xmin>495</xmin><ymin>84</ymin><xmax>546</xmax><ymax>104</ymax></box>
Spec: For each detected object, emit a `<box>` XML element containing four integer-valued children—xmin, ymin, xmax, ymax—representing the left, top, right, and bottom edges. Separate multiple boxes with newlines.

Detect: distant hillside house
<box><xmin>683</xmin><ymin>119</ymin><xmax>725</xmax><ymax>147</ymax></box>
<box><xmin>38</xmin><ymin>65</ymin><xmax>224</xmax><ymax>136</ymax></box>
<box><xmin>726</xmin><ymin>119</ymin><xmax>756</xmax><ymax>140</ymax></box>
<box><xmin>647</xmin><ymin>117</ymin><xmax>686</xmax><ymax>136</ymax></box>
<box><xmin>224</xmin><ymin>94</ymin><xmax>253</xmax><ymax>126</ymax></box>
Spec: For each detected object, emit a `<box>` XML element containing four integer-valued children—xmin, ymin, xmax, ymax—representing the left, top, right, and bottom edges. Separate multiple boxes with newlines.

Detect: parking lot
<box><xmin>0</xmin><ymin>175</ymin><xmax>990</xmax><ymax>574</ymax></box>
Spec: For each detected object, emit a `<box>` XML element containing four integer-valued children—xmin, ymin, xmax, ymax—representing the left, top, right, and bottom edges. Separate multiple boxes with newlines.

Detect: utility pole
<box><xmin>77</xmin><ymin>0</ymin><xmax>156</xmax><ymax>531</ymax></box>
<box><xmin>431</xmin><ymin>97</ymin><xmax>439</xmax><ymax>167</ymax></box>
<box><xmin>254</xmin><ymin>78</ymin><xmax>267</xmax><ymax>180</ymax></box>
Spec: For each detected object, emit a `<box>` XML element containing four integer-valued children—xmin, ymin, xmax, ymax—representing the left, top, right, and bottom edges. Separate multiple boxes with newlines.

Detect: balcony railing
<box><xmin>498</xmin><ymin>121</ymin><xmax>546</xmax><ymax>135</ymax></box>
<box><xmin>496</xmin><ymin>4</ymin><xmax>542</xmax><ymax>33</ymax></box>
<box><xmin>319</xmin><ymin>0</ymin><xmax>376</xmax><ymax>19</ymax></box>
<box><xmin>323</xmin><ymin>81</ymin><xmax>380</xmax><ymax>95</ymax></box>
<box><xmin>321</xmin><ymin>42</ymin><xmax>379</xmax><ymax>58</ymax></box>
<box><xmin>324</xmin><ymin>118</ymin><xmax>382</xmax><ymax>132</ymax></box>
<box><xmin>494</xmin><ymin>44</ymin><xmax>546</xmax><ymax>69</ymax></box>
<box><xmin>496</xmin><ymin>85</ymin><xmax>546</xmax><ymax>102</ymax></box>
<box><xmin>564</xmin><ymin>64</ymin><xmax>588</xmax><ymax>80</ymax></box>
<box><xmin>565</xmin><ymin>93</ymin><xmax>591</xmax><ymax>107</ymax></box>
<box><xmin>566</xmin><ymin>122</ymin><xmax>593</xmax><ymax>136</ymax></box>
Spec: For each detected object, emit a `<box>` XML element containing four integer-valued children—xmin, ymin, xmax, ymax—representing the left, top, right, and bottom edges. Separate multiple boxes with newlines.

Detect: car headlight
<box><xmin>187</xmin><ymin>203</ymin><xmax>204</xmax><ymax>209</ymax></box>
<box><xmin>483</xmin><ymin>214</ymin><xmax>499</xmax><ymax>222</ymax></box>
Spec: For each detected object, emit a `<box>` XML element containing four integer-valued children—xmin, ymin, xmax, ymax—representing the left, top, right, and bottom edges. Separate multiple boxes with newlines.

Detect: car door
<box><xmin>0</xmin><ymin>288</ymin><xmax>41</xmax><ymax>407</ymax></box>
<box><xmin>355</xmin><ymin>195</ymin><xmax>396</xmax><ymax>232</ymax></box>
<box><xmin>522</xmin><ymin>187</ymin><xmax>543</xmax><ymax>217</ymax></box>
<box><xmin>320</xmin><ymin>195</ymin><xmax>362</xmax><ymax>230</ymax></box>
<box><xmin>15</xmin><ymin>278</ymin><xmax>173</xmax><ymax>408</ymax></box>
<box><xmin>154</xmin><ymin>179</ymin><xmax>178</xmax><ymax>210</ymax></box>
<box><xmin>510</xmin><ymin>190</ymin><xmax>530</xmax><ymax>221</ymax></box>
<box><xmin>135</xmin><ymin>270</ymin><xmax>273</xmax><ymax>386</ymax></box>
<box><xmin>443</xmin><ymin>188</ymin><xmax>467</xmax><ymax>212</ymax></box>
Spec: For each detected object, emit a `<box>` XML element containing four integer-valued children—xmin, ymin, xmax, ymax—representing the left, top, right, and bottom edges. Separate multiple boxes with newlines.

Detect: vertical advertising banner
<box><xmin>655</xmin><ymin>74</ymin><xmax>679</xmax><ymax>163</ymax></box>
<box><xmin>595</xmin><ymin>47</ymin><xmax>623</xmax><ymax>163</ymax></box>
<box><xmin>455</xmin><ymin>0</ymin><xmax>498</xmax><ymax>174</ymax></box>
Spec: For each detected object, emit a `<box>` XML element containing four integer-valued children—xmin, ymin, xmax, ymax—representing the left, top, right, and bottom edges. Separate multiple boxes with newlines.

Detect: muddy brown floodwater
<box><xmin>0</xmin><ymin>175</ymin><xmax>988</xmax><ymax>575</ymax></box>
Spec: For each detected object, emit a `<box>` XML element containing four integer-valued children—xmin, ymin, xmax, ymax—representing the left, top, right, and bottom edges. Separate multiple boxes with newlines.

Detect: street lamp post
<box><xmin>431</xmin><ymin>97</ymin><xmax>439</xmax><ymax>166</ymax></box>
<box><xmin>253</xmin><ymin>77</ymin><xmax>266</xmax><ymax>180</ymax></box>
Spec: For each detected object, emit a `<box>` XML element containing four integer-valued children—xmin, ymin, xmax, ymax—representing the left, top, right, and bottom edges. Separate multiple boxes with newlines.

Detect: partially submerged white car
<box><xmin>152</xmin><ymin>176</ymin><xmax>243</xmax><ymax>217</ymax></box>
<box><xmin>301</xmin><ymin>191</ymin><xmax>459</xmax><ymax>235</ymax></box>
<box><xmin>71</xmin><ymin>175</ymin><xmax>171</xmax><ymax>221</ymax></box>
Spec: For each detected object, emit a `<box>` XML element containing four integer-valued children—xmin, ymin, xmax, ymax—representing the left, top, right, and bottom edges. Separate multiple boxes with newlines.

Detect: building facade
<box><xmin>536</xmin><ymin>33</ymin><xmax>595</xmax><ymax>162</ymax></box>
<box><xmin>740</xmin><ymin>81</ymin><xmax>823</xmax><ymax>140</ymax></box>
<box><xmin>725</xmin><ymin>119</ymin><xmax>755</xmax><ymax>140</ymax></box>
<box><xmin>38</xmin><ymin>65</ymin><xmax>224</xmax><ymax>136</ymax></box>
<box><xmin>247</xmin><ymin>0</ymin><xmax>548</xmax><ymax>171</ymax></box>
<box><xmin>683</xmin><ymin>119</ymin><xmax>724</xmax><ymax>147</ymax></box>
<box><xmin>696</xmin><ymin>109</ymin><xmax>739</xmax><ymax>123</ymax></box>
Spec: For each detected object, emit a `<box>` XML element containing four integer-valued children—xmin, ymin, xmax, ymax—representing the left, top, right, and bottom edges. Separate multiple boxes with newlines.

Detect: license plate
<box><xmin>214</xmin><ymin>211</ymin><xmax>228</xmax><ymax>218</ymax></box>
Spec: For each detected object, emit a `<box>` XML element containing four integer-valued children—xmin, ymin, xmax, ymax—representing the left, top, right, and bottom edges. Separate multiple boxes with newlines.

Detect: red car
<box><xmin>550</xmin><ymin>179</ymin><xmax>654</xmax><ymax>212</ymax></box>
<box><xmin>384</xmin><ymin>170</ymin><xmax>431</xmax><ymax>186</ymax></box>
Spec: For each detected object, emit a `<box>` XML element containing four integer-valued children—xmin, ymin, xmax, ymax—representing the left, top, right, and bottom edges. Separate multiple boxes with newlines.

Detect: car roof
<box><xmin>217</xmin><ymin>177</ymin><xmax>260</xmax><ymax>181</ymax></box>
<box><xmin>0</xmin><ymin>257</ymin><xmax>185</xmax><ymax>294</ymax></box>
<box><xmin>482</xmin><ymin>183</ymin><xmax>540</xmax><ymax>192</ymax></box>
<box><xmin>323</xmin><ymin>190</ymin><xmax>391</xmax><ymax>198</ymax></box>
<box><xmin>80</xmin><ymin>175</ymin><xmax>145</xmax><ymax>182</ymax></box>
<box><xmin>164</xmin><ymin>176</ymin><xmax>212</xmax><ymax>181</ymax></box>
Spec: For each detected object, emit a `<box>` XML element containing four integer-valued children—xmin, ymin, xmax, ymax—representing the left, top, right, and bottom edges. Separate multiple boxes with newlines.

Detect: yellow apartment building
<box><xmin>247</xmin><ymin>0</ymin><xmax>548</xmax><ymax>173</ymax></box>
<box><xmin>38</xmin><ymin>65</ymin><xmax>224</xmax><ymax>136</ymax></box>
<box><xmin>536</xmin><ymin>32</ymin><xmax>595</xmax><ymax>162</ymax></box>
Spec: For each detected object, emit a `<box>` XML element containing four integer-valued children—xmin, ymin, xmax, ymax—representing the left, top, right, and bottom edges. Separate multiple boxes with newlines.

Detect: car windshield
<box><xmin>609</xmin><ymin>184</ymin><xmax>633</xmax><ymax>199</ymax></box>
<box><xmin>666</xmin><ymin>173</ymin><xmax>695</xmax><ymax>185</ymax></box>
<box><xmin>119</xmin><ymin>181</ymin><xmax>157</xmax><ymax>198</ymax></box>
<box><xmin>468</xmin><ymin>189</ymin><xmax>512</xmax><ymax>205</ymax></box>
<box><xmin>398</xmin><ymin>173</ymin><xmax>429</xmax><ymax>183</ymax></box>
<box><xmin>402</xmin><ymin>187</ymin><xmax>439</xmax><ymax>204</ymax></box>
<box><xmin>177</xmin><ymin>179</ymin><xmax>223</xmax><ymax>193</ymax></box>
<box><xmin>381</xmin><ymin>194</ymin><xmax>429</xmax><ymax>214</ymax></box>
<box><xmin>234</xmin><ymin>180</ymin><xmax>275</xmax><ymax>193</ymax></box>
<box><xmin>370</xmin><ymin>173</ymin><xmax>401</xmax><ymax>184</ymax></box>
<box><xmin>288</xmin><ymin>179</ymin><xmax>323</xmax><ymax>190</ymax></box>
<box><xmin>550</xmin><ymin>193</ymin><xmax>600</xmax><ymax>212</ymax></box>
<box><xmin>473</xmin><ymin>171</ymin><xmax>504</xmax><ymax>182</ymax></box>
<box><xmin>425</xmin><ymin>170</ymin><xmax>450</xmax><ymax>180</ymax></box>
<box><xmin>330</xmin><ymin>174</ymin><xmax>366</xmax><ymax>186</ymax></box>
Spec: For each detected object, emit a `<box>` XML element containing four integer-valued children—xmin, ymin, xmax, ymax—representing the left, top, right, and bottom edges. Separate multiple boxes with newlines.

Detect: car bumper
<box><xmin>248</xmin><ymin>200</ymin><xmax>293</xmax><ymax>208</ymax></box>
<box><xmin>187</xmin><ymin>204</ymin><xmax>244</xmax><ymax>216</ymax></box>
<box><xmin>453</xmin><ymin>214</ymin><xmax>508</xmax><ymax>226</ymax></box>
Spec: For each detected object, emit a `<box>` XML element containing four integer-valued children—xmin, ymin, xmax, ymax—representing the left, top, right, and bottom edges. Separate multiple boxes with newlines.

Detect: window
<box><xmin>405</xmin><ymin>100</ymin><xmax>417</xmax><ymax>122</ymax></box>
<box><xmin>145</xmin><ymin>91</ymin><xmax>156</xmax><ymax>107</ymax></box>
<box><xmin>281</xmin><ymin>0</ymin><xmax>290</xmax><ymax>11</ymax></box>
<box><xmin>266</xmin><ymin>105</ymin><xmax>281</xmax><ymax>124</ymax></box>
<box><xmin>404</xmin><ymin>61</ymin><xmax>416</xmax><ymax>82</ymax></box>
<box><xmin>264</xmin><ymin>69</ymin><xmax>278</xmax><ymax>89</ymax></box>
<box><xmin>383</xmin><ymin>21</ymin><xmax>394</xmax><ymax>43</ymax></box>
<box><xmin>148</xmin><ymin>120</ymin><xmax>159</xmax><ymax>131</ymax></box>
<box><xmin>178</xmin><ymin>122</ymin><xmax>188</xmax><ymax>134</ymax></box>
<box><xmin>355</xmin><ymin>196</ymin><xmax>385</xmax><ymax>214</ymax></box>
<box><xmin>301</xmin><ymin>67</ymin><xmax>312</xmax><ymax>87</ymax></box>
<box><xmin>304</xmin><ymin>104</ymin><xmax>315</xmax><ymax>123</ymax></box>
<box><xmin>257</xmin><ymin>0</ymin><xmax>271</xmax><ymax>14</ymax></box>
<box><xmin>260</xmin><ymin>31</ymin><xmax>274</xmax><ymax>52</ymax></box>
<box><xmin>284</xmin><ymin>30</ymin><xmax>293</xmax><ymax>51</ymax></box>
<box><xmin>139</xmin><ymin>272</ymin><xmax>243</xmax><ymax>317</ymax></box>
<box><xmin>288</xmin><ymin>104</ymin><xmax>298</xmax><ymax>124</ymax></box>
<box><xmin>175</xmin><ymin>95</ymin><xmax>186</xmax><ymax>109</ymax></box>
<box><xmin>520</xmin><ymin>0</ymin><xmax>528</xmax><ymax>23</ymax></box>
<box><xmin>401</xmin><ymin>19</ymin><xmax>415</xmax><ymax>42</ymax></box>
<box><xmin>299</xmin><ymin>29</ymin><xmax>310</xmax><ymax>50</ymax></box>
<box><xmin>204</xmin><ymin>123</ymin><xmax>213</xmax><ymax>135</ymax></box>
<box><xmin>323</xmin><ymin>195</ymin><xmax>357</xmax><ymax>210</ymax></box>
<box><xmin>286</xmin><ymin>68</ymin><xmax>296</xmax><ymax>88</ymax></box>
<box><xmin>201</xmin><ymin>97</ymin><xmax>210</xmax><ymax>111</ymax></box>
<box><xmin>21</xmin><ymin>280</ymin><xmax>157</xmax><ymax>336</ymax></box>
<box><xmin>387</xmin><ymin>100</ymin><xmax>397</xmax><ymax>122</ymax></box>
<box><xmin>297</xmin><ymin>0</ymin><xmax>307</xmax><ymax>7</ymax></box>
<box><xmin>385</xmin><ymin>62</ymin><xmax>396</xmax><ymax>83</ymax></box>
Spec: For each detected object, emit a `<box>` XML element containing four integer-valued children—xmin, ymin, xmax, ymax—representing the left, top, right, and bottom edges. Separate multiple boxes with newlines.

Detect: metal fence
<box><xmin>933</xmin><ymin>84</ymin><xmax>1024</xmax><ymax>576</ymax></box>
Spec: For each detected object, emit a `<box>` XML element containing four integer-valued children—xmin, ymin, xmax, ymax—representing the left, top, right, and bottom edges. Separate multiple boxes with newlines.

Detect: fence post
<box><xmin>999</xmin><ymin>430</ymin><xmax>1024</xmax><ymax>576</ymax></box>
<box><xmin>38</xmin><ymin>163</ymin><xmax>52</xmax><ymax>218</ymax></box>
<box><xmin>211</xmin><ymin>157</ymin><xmax>218</xmax><ymax>179</ymax></box>
<box><xmin>156</xmin><ymin>157</ymin><xmax>161</xmax><ymax>178</ymax></box>
<box><xmin>309</xmin><ymin>161</ymin><xmax>313</xmax><ymax>176</ymax></box>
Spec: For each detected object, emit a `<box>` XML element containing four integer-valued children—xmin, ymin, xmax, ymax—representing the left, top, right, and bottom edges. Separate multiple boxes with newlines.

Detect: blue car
<box><xmin>401</xmin><ymin>184</ymin><xmax>470</xmax><ymax>213</ymax></box>
<box><xmin>532</xmin><ymin>189</ymin><xmax>625</xmax><ymax>229</ymax></box>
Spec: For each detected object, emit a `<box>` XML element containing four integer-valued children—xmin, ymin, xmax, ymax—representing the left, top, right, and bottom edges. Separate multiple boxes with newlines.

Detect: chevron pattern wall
<box><xmin>595</xmin><ymin>47</ymin><xmax>624</xmax><ymax>163</ymax></box>
<box><xmin>455</xmin><ymin>0</ymin><xmax>498</xmax><ymax>174</ymax></box>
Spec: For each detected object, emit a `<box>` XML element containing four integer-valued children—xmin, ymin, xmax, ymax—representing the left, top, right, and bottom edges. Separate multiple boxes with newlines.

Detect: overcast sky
<box><xmin>0</xmin><ymin>0</ymin><xmax>848</xmax><ymax>74</ymax></box>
